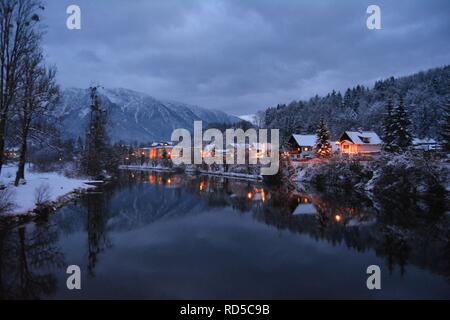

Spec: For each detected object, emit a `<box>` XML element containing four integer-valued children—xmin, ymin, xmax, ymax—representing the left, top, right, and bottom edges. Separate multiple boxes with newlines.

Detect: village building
<box><xmin>412</xmin><ymin>138</ymin><xmax>439</xmax><ymax>151</ymax></box>
<box><xmin>223</xmin><ymin>142</ymin><xmax>273</xmax><ymax>160</ymax></box>
<box><xmin>336</xmin><ymin>131</ymin><xmax>382</xmax><ymax>157</ymax></box>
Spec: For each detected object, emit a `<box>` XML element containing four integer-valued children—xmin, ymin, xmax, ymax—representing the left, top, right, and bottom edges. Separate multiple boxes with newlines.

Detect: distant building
<box><xmin>412</xmin><ymin>138</ymin><xmax>439</xmax><ymax>151</ymax></box>
<box><xmin>336</xmin><ymin>131</ymin><xmax>382</xmax><ymax>157</ymax></box>
<box><xmin>5</xmin><ymin>147</ymin><xmax>19</xmax><ymax>160</ymax></box>
<box><xmin>138</xmin><ymin>142</ymin><xmax>173</xmax><ymax>162</ymax></box>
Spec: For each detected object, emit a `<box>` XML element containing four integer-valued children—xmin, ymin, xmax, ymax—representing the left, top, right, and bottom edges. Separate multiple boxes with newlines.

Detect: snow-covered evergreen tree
<box><xmin>392</xmin><ymin>96</ymin><xmax>412</xmax><ymax>151</ymax></box>
<box><xmin>382</xmin><ymin>98</ymin><xmax>396</xmax><ymax>152</ymax></box>
<box><xmin>441</xmin><ymin>94</ymin><xmax>450</xmax><ymax>152</ymax></box>
<box><xmin>315</xmin><ymin>117</ymin><xmax>332</xmax><ymax>158</ymax></box>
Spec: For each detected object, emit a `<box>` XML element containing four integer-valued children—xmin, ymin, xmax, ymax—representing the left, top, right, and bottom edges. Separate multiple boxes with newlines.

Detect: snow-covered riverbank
<box><xmin>0</xmin><ymin>165</ymin><xmax>94</xmax><ymax>216</ymax></box>
<box><xmin>119</xmin><ymin>165</ymin><xmax>262</xmax><ymax>181</ymax></box>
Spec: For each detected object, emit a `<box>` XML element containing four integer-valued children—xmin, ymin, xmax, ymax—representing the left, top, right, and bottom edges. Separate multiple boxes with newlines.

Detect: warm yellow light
<box><xmin>261</xmin><ymin>190</ymin><xmax>266</xmax><ymax>203</ymax></box>
<box><xmin>247</xmin><ymin>192</ymin><xmax>253</xmax><ymax>200</ymax></box>
<box><xmin>167</xmin><ymin>179</ymin><xmax>172</xmax><ymax>184</ymax></box>
<box><xmin>335</xmin><ymin>214</ymin><xmax>342</xmax><ymax>222</ymax></box>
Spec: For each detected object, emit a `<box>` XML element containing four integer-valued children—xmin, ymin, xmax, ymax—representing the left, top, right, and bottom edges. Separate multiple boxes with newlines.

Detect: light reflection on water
<box><xmin>0</xmin><ymin>171</ymin><xmax>449</xmax><ymax>299</ymax></box>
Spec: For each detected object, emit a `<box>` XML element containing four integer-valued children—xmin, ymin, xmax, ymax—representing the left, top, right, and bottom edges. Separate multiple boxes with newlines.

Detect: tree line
<box><xmin>260</xmin><ymin>65</ymin><xmax>450</xmax><ymax>149</ymax></box>
<box><xmin>0</xmin><ymin>1</ymin><xmax>117</xmax><ymax>186</ymax></box>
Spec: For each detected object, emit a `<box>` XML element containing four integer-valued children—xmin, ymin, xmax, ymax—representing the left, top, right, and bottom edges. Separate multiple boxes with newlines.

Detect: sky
<box><xmin>42</xmin><ymin>0</ymin><xmax>450</xmax><ymax>115</ymax></box>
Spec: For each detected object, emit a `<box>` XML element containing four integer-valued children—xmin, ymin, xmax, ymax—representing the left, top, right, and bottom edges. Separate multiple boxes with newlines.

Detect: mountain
<box><xmin>238</xmin><ymin>114</ymin><xmax>257</xmax><ymax>124</ymax></box>
<box><xmin>55</xmin><ymin>88</ymin><xmax>240</xmax><ymax>143</ymax></box>
<box><xmin>263</xmin><ymin>65</ymin><xmax>450</xmax><ymax>144</ymax></box>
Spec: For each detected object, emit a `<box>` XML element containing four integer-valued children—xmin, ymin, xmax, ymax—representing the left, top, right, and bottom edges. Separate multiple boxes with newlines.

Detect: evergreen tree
<box><xmin>441</xmin><ymin>95</ymin><xmax>450</xmax><ymax>152</ymax></box>
<box><xmin>82</xmin><ymin>86</ymin><xmax>109</xmax><ymax>177</ymax></box>
<box><xmin>382</xmin><ymin>98</ymin><xmax>396</xmax><ymax>152</ymax></box>
<box><xmin>392</xmin><ymin>96</ymin><xmax>412</xmax><ymax>151</ymax></box>
<box><xmin>315</xmin><ymin>117</ymin><xmax>332</xmax><ymax>158</ymax></box>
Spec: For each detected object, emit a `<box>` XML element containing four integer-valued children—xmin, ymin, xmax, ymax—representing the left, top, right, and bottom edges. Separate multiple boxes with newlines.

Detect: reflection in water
<box><xmin>0</xmin><ymin>171</ymin><xmax>449</xmax><ymax>299</ymax></box>
<box><xmin>85</xmin><ymin>193</ymin><xmax>111</xmax><ymax>276</ymax></box>
<box><xmin>0</xmin><ymin>221</ymin><xmax>65</xmax><ymax>299</ymax></box>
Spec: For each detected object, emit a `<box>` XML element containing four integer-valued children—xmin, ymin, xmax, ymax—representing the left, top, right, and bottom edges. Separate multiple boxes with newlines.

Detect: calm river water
<box><xmin>0</xmin><ymin>171</ymin><xmax>449</xmax><ymax>299</ymax></box>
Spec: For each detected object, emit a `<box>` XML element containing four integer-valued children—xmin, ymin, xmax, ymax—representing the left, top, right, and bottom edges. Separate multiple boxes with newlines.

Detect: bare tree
<box><xmin>14</xmin><ymin>44</ymin><xmax>59</xmax><ymax>186</ymax></box>
<box><xmin>0</xmin><ymin>0</ymin><xmax>44</xmax><ymax>173</ymax></box>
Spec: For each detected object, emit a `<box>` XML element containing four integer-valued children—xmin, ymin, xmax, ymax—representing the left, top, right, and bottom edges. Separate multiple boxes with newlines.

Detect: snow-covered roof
<box><xmin>149</xmin><ymin>142</ymin><xmax>173</xmax><ymax>147</ymax></box>
<box><xmin>291</xmin><ymin>134</ymin><xmax>317</xmax><ymax>147</ymax></box>
<box><xmin>412</xmin><ymin>138</ymin><xmax>437</xmax><ymax>145</ymax></box>
<box><xmin>340</xmin><ymin>131</ymin><xmax>382</xmax><ymax>145</ymax></box>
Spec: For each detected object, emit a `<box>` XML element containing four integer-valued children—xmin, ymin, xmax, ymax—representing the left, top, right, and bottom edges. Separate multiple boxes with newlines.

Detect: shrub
<box><xmin>371</xmin><ymin>152</ymin><xmax>447</xmax><ymax>198</ymax></box>
<box><xmin>304</xmin><ymin>158</ymin><xmax>372</xmax><ymax>190</ymax></box>
<box><xmin>0</xmin><ymin>188</ymin><xmax>16</xmax><ymax>214</ymax></box>
<box><xmin>34</xmin><ymin>183</ymin><xmax>51</xmax><ymax>205</ymax></box>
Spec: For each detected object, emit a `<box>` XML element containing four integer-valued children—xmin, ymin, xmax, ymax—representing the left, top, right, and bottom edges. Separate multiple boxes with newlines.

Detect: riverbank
<box><xmin>119</xmin><ymin>165</ymin><xmax>176</xmax><ymax>172</ymax></box>
<box><xmin>0</xmin><ymin>165</ymin><xmax>95</xmax><ymax>217</ymax></box>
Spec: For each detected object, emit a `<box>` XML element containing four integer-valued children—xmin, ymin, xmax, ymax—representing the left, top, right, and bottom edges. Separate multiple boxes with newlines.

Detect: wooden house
<box><xmin>288</xmin><ymin>134</ymin><xmax>316</xmax><ymax>160</ymax></box>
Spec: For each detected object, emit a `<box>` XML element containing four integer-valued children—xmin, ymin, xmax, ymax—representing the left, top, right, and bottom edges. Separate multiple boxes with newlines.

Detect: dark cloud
<box><xmin>42</xmin><ymin>0</ymin><xmax>450</xmax><ymax>115</ymax></box>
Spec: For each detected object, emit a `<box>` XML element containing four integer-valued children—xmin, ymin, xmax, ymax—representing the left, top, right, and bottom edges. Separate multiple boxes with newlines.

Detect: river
<box><xmin>0</xmin><ymin>171</ymin><xmax>449</xmax><ymax>299</ymax></box>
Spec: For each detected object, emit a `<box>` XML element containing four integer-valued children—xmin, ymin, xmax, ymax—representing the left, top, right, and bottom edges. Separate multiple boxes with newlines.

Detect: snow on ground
<box><xmin>0</xmin><ymin>165</ymin><xmax>93</xmax><ymax>215</ymax></box>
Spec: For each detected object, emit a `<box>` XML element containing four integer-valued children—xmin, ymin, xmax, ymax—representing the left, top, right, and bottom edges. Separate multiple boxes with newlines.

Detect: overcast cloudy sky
<box><xmin>42</xmin><ymin>0</ymin><xmax>450</xmax><ymax>115</ymax></box>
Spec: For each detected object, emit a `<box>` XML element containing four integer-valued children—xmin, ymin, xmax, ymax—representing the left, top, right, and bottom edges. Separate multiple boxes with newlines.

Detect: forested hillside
<box><xmin>262</xmin><ymin>65</ymin><xmax>450</xmax><ymax>144</ymax></box>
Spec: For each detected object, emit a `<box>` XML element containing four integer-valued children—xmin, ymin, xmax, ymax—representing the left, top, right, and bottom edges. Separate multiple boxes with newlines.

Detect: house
<box><xmin>336</xmin><ymin>131</ymin><xmax>382</xmax><ymax>157</ymax></box>
<box><xmin>288</xmin><ymin>134</ymin><xmax>338</xmax><ymax>160</ymax></box>
<box><xmin>412</xmin><ymin>138</ymin><xmax>439</xmax><ymax>151</ymax></box>
<box><xmin>288</xmin><ymin>135</ymin><xmax>316</xmax><ymax>160</ymax></box>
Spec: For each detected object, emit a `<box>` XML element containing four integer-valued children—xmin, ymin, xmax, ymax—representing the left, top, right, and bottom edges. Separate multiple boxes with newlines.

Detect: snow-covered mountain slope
<box><xmin>56</xmin><ymin>88</ymin><xmax>240</xmax><ymax>143</ymax></box>
<box><xmin>238</xmin><ymin>114</ymin><xmax>256</xmax><ymax>124</ymax></box>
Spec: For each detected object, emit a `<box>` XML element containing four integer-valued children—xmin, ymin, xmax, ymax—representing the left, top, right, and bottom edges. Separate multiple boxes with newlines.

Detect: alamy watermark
<box><xmin>367</xmin><ymin>5</ymin><xmax>382</xmax><ymax>30</ymax></box>
<box><xmin>66</xmin><ymin>265</ymin><xmax>81</xmax><ymax>290</ymax></box>
<box><xmin>66</xmin><ymin>4</ymin><xmax>381</xmax><ymax>31</ymax></box>
<box><xmin>171</xmin><ymin>121</ymin><xmax>280</xmax><ymax>176</ymax></box>
<box><xmin>366</xmin><ymin>265</ymin><xmax>381</xmax><ymax>290</ymax></box>
<box><xmin>66</xmin><ymin>5</ymin><xmax>81</xmax><ymax>30</ymax></box>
